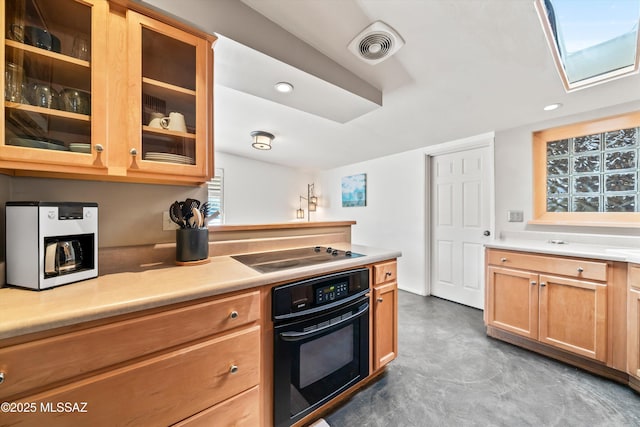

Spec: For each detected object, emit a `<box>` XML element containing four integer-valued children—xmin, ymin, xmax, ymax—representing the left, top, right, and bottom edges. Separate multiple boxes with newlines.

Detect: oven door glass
<box><xmin>273</xmin><ymin>297</ymin><xmax>369</xmax><ymax>427</ymax></box>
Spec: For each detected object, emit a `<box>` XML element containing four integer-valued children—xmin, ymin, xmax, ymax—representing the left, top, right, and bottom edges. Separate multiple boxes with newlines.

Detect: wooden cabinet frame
<box><xmin>532</xmin><ymin>110</ymin><xmax>640</xmax><ymax>227</ymax></box>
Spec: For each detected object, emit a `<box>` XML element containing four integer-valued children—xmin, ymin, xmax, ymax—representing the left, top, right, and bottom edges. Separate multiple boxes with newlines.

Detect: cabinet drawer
<box><xmin>630</xmin><ymin>264</ymin><xmax>640</xmax><ymax>290</ymax></box>
<box><xmin>374</xmin><ymin>260</ymin><xmax>397</xmax><ymax>285</ymax></box>
<box><xmin>2</xmin><ymin>326</ymin><xmax>261</xmax><ymax>427</ymax></box>
<box><xmin>486</xmin><ymin>249</ymin><xmax>607</xmax><ymax>282</ymax></box>
<box><xmin>172</xmin><ymin>385</ymin><xmax>260</xmax><ymax>427</ymax></box>
<box><xmin>0</xmin><ymin>290</ymin><xmax>260</xmax><ymax>399</ymax></box>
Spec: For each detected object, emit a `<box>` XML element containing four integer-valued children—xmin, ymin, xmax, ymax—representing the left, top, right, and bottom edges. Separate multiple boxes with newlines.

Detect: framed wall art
<box><xmin>342</xmin><ymin>173</ymin><xmax>367</xmax><ymax>207</ymax></box>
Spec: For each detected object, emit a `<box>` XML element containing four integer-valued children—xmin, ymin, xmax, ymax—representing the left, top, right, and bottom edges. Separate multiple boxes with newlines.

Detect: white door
<box><xmin>430</xmin><ymin>147</ymin><xmax>491</xmax><ymax>309</ymax></box>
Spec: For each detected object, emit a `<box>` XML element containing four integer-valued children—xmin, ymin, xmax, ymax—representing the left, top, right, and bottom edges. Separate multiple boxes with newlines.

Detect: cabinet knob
<box><xmin>0</xmin><ymin>372</ymin><xmax>4</xmax><ymax>384</ymax></box>
<box><xmin>94</xmin><ymin>144</ymin><xmax>104</xmax><ymax>152</ymax></box>
<box><xmin>229</xmin><ymin>311</ymin><xmax>239</xmax><ymax>319</ymax></box>
<box><xmin>530</xmin><ymin>281</ymin><xmax>537</xmax><ymax>286</ymax></box>
<box><xmin>377</xmin><ymin>297</ymin><xmax>384</xmax><ymax>303</ymax></box>
<box><xmin>577</xmin><ymin>267</ymin><xmax>584</xmax><ymax>273</ymax></box>
<box><xmin>500</xmin><ymin>257</ymin><xmax>507</xmax><ymax>262</ymax></box>
<box><xmin>540</xmin><ymin>282</ymin><xmax>546</xmax><ymax>287</ymax></box>
<box><xmin>229</xmin><ymin>365</ymin><xmax>239</xmax><ymax>374</ymax></box>
<box><xmin>385</xmin><ymin>271</ymin><xmax>392</xmax><ymax>277</ymax></box>
<box><xmin>130</xmin><ymin>148</ymin><xmax>138</xmax><ymax>156</ymax></box>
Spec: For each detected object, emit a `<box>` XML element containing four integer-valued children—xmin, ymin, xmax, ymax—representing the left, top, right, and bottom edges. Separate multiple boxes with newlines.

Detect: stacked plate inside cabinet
<box><xmin>144</xmin><ymin>152</ymin><xmax>195</xmax><ymax>165</ymax></box>
<box><xmin>69</xmin><ymin>143</ymin><xmax>91</xmax><ymax>153</ymax></box>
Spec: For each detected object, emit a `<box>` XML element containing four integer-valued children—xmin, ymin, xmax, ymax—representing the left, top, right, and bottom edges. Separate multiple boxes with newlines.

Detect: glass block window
<box><xmin>545</xmin><ymin>127</ymin><xmax>639</xmax><ymax>213</ymax></box>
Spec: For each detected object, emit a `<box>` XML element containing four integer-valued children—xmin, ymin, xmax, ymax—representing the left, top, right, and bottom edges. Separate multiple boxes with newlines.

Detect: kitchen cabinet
<box><xmin>1</xmin><ymin>0</ymin><xmax>109</xmax><ymax>174</ymax></box>
<box><xmin>486</xmin><ymin>249</ymin><xmax>608</xmax><ymax>362</ymax></box>
<box><xmin>628</xmin><ymin>264</ymin><xmax>640</xmax><ymax>391</ymax></box>
<box><xmin>0</xmin><ymin>289</ymin><xmax>261</xmax><ymax>426</ymax></box>
<box><xmin>123</xmin><ymin>9</ymin><xmax>211</xmax><ymax>182</ymax></box>
<box><xmin>0</xmin><ymin>0</ymin><xmax>214</xmax><ymax>184</ymax></box>
<box><xmin>372</xmin><ymin>260</ymin><xmax>398</xmax><ymax>371</ymax></box>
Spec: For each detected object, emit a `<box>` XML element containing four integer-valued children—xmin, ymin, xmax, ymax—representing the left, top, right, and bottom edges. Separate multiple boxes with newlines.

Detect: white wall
<box><xmin>315</xmin><ymin>149</ymin><xmax>427</xmax><ymax>295</ymax></box>
<box><xmin>495</xmin><ymin>100</ymin><xmax>640</xmax><ymax>243</ymax></box>
<box><xmin>215</xmin><ymin>152</ymin><xmax>313</xmax><ymax>224</ymax></box>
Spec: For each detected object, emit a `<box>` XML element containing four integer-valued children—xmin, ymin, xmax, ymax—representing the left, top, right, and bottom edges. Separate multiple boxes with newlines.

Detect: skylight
<box><xmin>535</xmin><ymin>0</ymin><xmax>640</xmax><ymax>91</ymax></box>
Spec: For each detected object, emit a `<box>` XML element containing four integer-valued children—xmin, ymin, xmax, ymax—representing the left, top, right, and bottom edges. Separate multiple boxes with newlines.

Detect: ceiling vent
<box><xmin>348</xmin><ymin>21</ymin><xmax>405</xmax><ymax>65</ymax></box>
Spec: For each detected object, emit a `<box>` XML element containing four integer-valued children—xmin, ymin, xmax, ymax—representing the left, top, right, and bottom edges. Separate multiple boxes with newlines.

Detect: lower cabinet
<box><xmin>628</xmin><ymin>265</ymin><xmax>640</xmax><ymax>387</ymax></box>
<box><xmin>172</xmin><ymin>385</ymin><xmax>261</xmax><ymax>427</ymax></box>
<box><xmin>486</xmin><ymin>249</ymin><xmax>608</xmax><ymax>363</ymax></box>
<box><xmin>0</xmin><ymin>290</ymin><xmax>261</xmax><ymax>427</ymax></box>
<box><xmin>372</xmin><ymin>261</ymin><xmax>398</xmax><ymax>371</ymax></box>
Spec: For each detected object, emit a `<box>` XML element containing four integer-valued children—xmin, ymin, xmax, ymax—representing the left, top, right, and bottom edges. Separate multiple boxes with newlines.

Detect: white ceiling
<box><xmin>211</xmin><ymin>0</ymin><xmax>640</xmax><ymax>172</ymax></box>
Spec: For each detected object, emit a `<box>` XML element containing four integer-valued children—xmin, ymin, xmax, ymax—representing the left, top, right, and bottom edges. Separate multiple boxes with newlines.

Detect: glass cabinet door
<box><xmin>126</xmin><ymin>11</ymin><xmax>210</xmax><ymax>180</ymax></box>
<box><xmin>1</xmin><ymin>0</ymin><xmax>107</xmax><ymax>170</ymax></box>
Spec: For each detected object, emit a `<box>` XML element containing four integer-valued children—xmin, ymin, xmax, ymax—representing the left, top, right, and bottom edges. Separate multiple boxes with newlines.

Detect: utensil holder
<box><xmin>176</xmin><ymin>228</ymin><xmax>209</xmax><ymax>264</ymax></box>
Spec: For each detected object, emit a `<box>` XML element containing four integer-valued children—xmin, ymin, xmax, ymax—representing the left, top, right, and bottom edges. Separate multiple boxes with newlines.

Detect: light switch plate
<box><xmin>507</xmin><ymin>210</ymin><xmax>524</xmax><ymax>222</ymax></box>
<box><xmin>163</xmin><ymin>211</ymin><xmax>179</xmax><ymax>231</ymax></box>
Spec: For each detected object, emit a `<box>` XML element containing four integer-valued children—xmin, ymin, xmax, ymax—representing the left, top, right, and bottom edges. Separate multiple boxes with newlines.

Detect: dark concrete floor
<box><xmin>324</xmin><ymin>291</ymin><xmax>640</xmax><ymax>427</ymax></box>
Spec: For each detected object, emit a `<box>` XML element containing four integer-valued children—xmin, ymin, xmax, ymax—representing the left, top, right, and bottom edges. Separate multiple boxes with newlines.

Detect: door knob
<box><xmin>483</xmin><ymin>230</ymin><xmax>491</xmax><ymax>236</ymax></box>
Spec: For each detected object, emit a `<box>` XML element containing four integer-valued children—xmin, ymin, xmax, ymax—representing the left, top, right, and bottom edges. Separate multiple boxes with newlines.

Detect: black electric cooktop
<box><xmin>232</xmin><ymin>246</ymin><xmax>365</xmax><ymax>273</ymax></box>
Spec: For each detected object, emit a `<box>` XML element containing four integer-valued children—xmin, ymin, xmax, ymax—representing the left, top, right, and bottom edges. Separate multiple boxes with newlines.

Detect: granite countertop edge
<box><xmin>0</xmin><ymin>244</ymin><xmax>401</xmax><ymax>341</ymax></box>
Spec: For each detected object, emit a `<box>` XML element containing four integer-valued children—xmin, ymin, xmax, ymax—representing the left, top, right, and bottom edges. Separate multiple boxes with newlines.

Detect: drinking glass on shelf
<box><xmin>5</xmin><ymin>61</ymin><xmax>24</xmax><ymax>103</ymax></box>
<box><xmin>72</xmin><ymin>35</ymin><xmax>90</xmax><ymax>61</ymax></box>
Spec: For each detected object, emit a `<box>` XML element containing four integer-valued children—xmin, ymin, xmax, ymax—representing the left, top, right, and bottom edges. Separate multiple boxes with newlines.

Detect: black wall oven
<box><xmin>272</xmin><ymin>268</ymin><xmax>370</xmax><ymax>427</ymax></box>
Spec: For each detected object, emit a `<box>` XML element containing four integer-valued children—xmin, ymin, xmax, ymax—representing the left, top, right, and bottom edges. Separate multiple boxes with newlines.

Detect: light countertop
<box><xmin>485</xmin><ymin>239</ymin><xmax>640</xmax><ymax>263</ymax></box>
<box><xmin>0</xmin><ymin>244</ymin><xmax>401</xmax><ymax>341</ymax></box>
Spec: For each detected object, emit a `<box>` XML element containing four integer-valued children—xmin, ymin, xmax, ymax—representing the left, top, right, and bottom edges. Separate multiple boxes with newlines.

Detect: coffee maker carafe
<box><xmin>6</xmin><ymin>201</ymin><xmax>98</xmax><ymax>290</ymax></box>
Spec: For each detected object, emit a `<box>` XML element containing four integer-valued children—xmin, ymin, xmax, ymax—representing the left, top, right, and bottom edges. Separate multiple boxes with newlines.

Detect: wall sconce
<box><xmin>297</xmin><ymin>183</ymin><xmax>318</xmax><ymax>221</ymax></box>
<box><xmin>251</xmin><ymin>131</ymin><xmax>274</xmax><ymax>150</ymax></box>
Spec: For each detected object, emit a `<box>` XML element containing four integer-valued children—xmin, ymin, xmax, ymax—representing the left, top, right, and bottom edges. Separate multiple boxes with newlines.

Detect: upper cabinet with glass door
<box><xmin>1</xmin><ymin>0</ymin><xmax>108</xmax><ymax>173</ymax></box>
<box><xmin>126</xmin><ymin>11</ymin><xmax>212</xmax><ymax>182</ymax></box>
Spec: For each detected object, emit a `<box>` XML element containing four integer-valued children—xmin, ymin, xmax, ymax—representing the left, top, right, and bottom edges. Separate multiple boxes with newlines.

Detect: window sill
<box><xmin>529</xmin><ymin>212</ymin><xmax>640</xmax><ymax>228</ymax></box>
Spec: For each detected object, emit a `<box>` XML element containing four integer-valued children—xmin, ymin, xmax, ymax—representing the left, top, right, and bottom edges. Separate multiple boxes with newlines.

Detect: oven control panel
<box><xmin>315</xmin><ymin>280</ymin><xmax>348</xmax><ymax>304</ymax></box>
<box><xmin>272</xmin><ymin>268</ymin><xmax>370</xmax><ymax>320</ymax></box>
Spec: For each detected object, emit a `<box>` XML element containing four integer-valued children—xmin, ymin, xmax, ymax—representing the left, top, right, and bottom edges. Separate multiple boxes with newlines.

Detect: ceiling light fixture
<box><xmin>274</xmin><ymin>82</ymin><xmax>294</xmax><ymax>93</ymax></box>
<box><xmin>543</xmin><ymin>103</ymin><xmax>563</xmax><ymax>111</ymax></box>
<box><xmin>251</xmin><ymin>131</ymin><xmax>274</xmax><ymax>150</ymax></box>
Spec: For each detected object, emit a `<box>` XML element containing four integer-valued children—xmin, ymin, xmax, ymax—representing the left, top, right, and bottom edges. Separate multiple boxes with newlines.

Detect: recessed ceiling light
<box><xmin>543</xmin><ymin>103</ymin><xmax>562</xmax><ymax>111</ymax></box>
<box><xmin>274</xmin><ymin>82</ymin><xmax>294</xmax><ymax>93</ymax></box>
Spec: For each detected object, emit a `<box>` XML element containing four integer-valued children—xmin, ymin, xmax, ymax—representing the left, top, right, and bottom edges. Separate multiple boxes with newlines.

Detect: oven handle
<box><xmin>279</xmin><ymin>303</ymin><xmax>369</xmax><ymax>342</ymax></box>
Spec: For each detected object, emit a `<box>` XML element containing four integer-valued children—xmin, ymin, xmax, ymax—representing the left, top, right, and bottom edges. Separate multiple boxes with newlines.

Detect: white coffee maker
<box><xmin>6</xmin><ymin>201</ymin><xmax>98</xmax><ymax>290</ymax></box>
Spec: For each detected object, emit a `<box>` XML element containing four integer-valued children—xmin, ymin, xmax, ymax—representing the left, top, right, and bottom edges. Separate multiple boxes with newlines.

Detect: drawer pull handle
<box><xmin>500</xmin><ymin>257</ymin><xmax>507</xmax><ymax>262</ymax></box>
<box><xmin>540</xmin><ymin>282</ymin><xmax>546</xmax><ymax>287</ymax></box>
<box><xmin>531</xmin><ymin>281</ymin><xmax>537</xmax><ymax>286</ymax></box>
<box><xmin>385</xmin><ymin>271</ymin><xmax>392</xmax><ymax>277</ymax></box>
<box><xmin>229</xmin><ymin>311</ymin><xmax>239</xmax><ymax>319</ymax></box>
<box><xmin>0</xmin><ymin>372</ymin><xmax>4</xmax><ymax>384</ymax></box>
<box><xmin>577</xmin><ymin>267</ymin><xmax>584</xmax><ymax>273</ymax></box>
<box><xmin>94</xmin><ymin>144</ymin><xmax>104</xmax><ymax>152</ymax></box>
<box><xmin>229</xmin><ymin>365</ymin><xmax>239</xmax><ymax>374</ymax></box>
<box><xmin>130</xmin><ymin>148</ymin><xmax>138</xmax><ymax>156</ymax></box>
<box><xmin>377</xmin><ymin>297</ymin><xmax>384</xmax><ymax>303</ymax></box>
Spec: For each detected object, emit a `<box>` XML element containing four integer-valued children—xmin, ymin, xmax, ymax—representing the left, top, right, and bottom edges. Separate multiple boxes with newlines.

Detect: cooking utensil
<box><xmin>169</xmin><ymin>201</ymin><xmax>185</xmax><ymax>228</ymax></box>
<box><xmin>190</xmin><ymin>206</ymin><xmax>203</xmax><ymax>228</ymax></box>
<box><xmin>182</xmin><ymin>198</ymin><xmax>199</xmax><ymax>226</ymax></box>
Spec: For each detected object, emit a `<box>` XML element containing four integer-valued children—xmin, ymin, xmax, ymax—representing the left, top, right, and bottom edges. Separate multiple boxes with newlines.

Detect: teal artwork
<box><xmin>342</xmin><ymin>173</ymin><xmax>367</xmax><ymax>207</ymax></box>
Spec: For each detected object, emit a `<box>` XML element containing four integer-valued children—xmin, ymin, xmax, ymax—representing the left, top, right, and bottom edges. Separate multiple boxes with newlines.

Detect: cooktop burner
<box><xmin>232</xmin><ymin>246</ymin><xmax>365</xmax><ymax>273</ymax></box>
